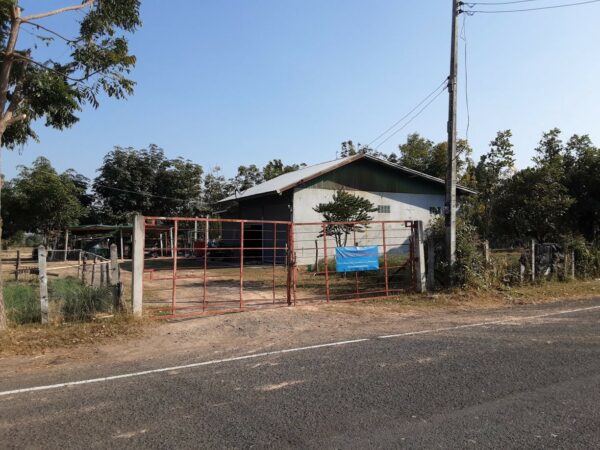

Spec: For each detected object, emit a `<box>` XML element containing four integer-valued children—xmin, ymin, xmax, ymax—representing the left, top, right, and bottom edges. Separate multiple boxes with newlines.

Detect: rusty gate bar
<box><xmin>381</xmin><ymin>222</ymin><xmax>389</xmax><ymax>296</ymax></box>
<box><xmin>322</xmin><ymin>223</ymin><xmax>330</xmax><ymax>303</ymax></box>
<box><xmin>203</xmin><ymin>219</ymin><xmax>208</xmax><ymax>312</ymax></box>
<box><xmin>272</xmin><ymin>223</ymin><xmax>276</xmax><ymax>304</ymax></box>
<box><xmin>172</xmin><ymin>220</ymin><xmax>178</xmax><ymax>316</ymax></box>
<box><xmin>239</xmin><ymin>221</ymin><xmax>244</xmax><ymax>310</ymax></box>
<box><xmin>288</xmin><ymin>222</ymin><xmax>294</xmax><ymax>306</ymax></box>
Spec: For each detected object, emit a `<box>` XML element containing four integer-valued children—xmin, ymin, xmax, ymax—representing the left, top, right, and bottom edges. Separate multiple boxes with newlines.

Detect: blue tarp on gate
<box><xmin>335</xmin><ymin>246</ymin><xmax>379</xmax><ymax>272</ymax></box>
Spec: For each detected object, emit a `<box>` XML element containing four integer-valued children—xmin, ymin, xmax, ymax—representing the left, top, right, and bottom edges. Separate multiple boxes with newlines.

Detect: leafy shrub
<box><xmin>428</xmin><ymin>217</ymin><xmax>487</xmax><ymax>288</ymax></box>
<box><xmin>567</xmin><ymin>237</ymin><xmax>600</xmax><ymax>279</ymax></box>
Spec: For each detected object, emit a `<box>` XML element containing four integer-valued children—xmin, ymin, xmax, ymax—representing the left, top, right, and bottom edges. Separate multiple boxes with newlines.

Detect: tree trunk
<box><xmin>0</xmin><ymin>8</ymin><xmax>22</xmax><ymax>331</ymax></box>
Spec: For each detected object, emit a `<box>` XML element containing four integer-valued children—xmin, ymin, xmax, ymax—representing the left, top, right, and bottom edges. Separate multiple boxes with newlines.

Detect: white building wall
<box><xmin>292</xmin><ymin>187</ymin><xmax>444</xmax><ymax>224</ymax></box>
<box><xmin>292</xmin><ymin>187</ymin><xmax>444</xmax><ymax>266</ymax></box>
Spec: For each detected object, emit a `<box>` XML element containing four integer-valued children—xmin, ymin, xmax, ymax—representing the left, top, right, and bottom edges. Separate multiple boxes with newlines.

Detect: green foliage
<box><xmin>202</xmin><ymin>166</ymin><xmax>232</xmax><ymax>207</ymax></box>
<box><xmin>232</xmin><ymin>164</ymin><xmax>263</xmax><ymax>191</ymax></box>
<box><xmin>313</xmin><ymin>190</ymin><xmax>377</xmax><ymax>247</ymax></box>
<box><xmin>565</xmin><ymin>236</ymin><xmax>600</xmax><ymax>279</ymax></box>
<box><xmin>93</xmin><ymin>145</ymin><xmax>203</xmax><ymax>222</ymax></box>
<box><xmin>4</xmin><ymin>282</ymin><xmax>39</xmax><ymax>324</ymax></box>
<box><xmin>3</xmin><ymin>278</ymin><xmax>116</xmax><ymax>325</ymax></box>
<box><xmin>262</xmin><ymin>159</ymin><xmax>305</xmax><ymax>181</ymax></box>
<box><xmin>396</xmin><ymin>133</ymin><xmax>474</xmax><ymax>182</ymax></box>
<box><xmin>429</xmin><ymin>216</ymin><xmax>486</xmax><ymax>288</ymax></box>
<box><xmin>464</xmin><ymin>130</ymin><xmax>516</xmax><ymax>239</ymax></box>
<box><xmin>52</xmin><ymin>277</ymin><xmax>114</xmax><ymax>322</ymax></box>
<box><xmin>492</xmin><ymin>165</ymin><xmax>574</xmax><ymax>242</ymax></box>
<box><xmin>564</xmin><ymin>136</ymin><xmax>600</xmax><ymax>241</ymax></box>
<box><xmin>1</xmin><ymin>0</ymin><xmax>141</xmax><ymax>148</ymax></box>
<box><xmin>2</xmin><ymin>157</ymin><xmax>87</xmax><ymax>237</ymax></box>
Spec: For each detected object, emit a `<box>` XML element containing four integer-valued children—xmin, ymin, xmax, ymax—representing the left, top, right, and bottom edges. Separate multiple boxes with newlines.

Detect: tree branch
<box><xmin>21</xmin><ymin>0</ymin><xmax>95</xmax><ymax>22</ymax></box>
<box><xmin>21</xmin><ymin>20</ymin><xmax>81</xmax><ymax>44</ymax></box>
<box><xmin>6</xmin><ymin>52</ymin><xmax>99</xmax><ymax>84</ymax></box>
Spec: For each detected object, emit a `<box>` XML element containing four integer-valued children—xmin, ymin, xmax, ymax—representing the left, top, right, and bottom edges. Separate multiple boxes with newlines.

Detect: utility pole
<box><xmin>445</xmin><ymin>0</ymin><xmax>460</xmax><ymax>273</ymax></box>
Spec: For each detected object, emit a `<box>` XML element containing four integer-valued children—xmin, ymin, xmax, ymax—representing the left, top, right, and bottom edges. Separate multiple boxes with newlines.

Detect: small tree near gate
<box><xmin>313</xmin><ymin>190</ymin><xmax>378</xmax><ymax>247</ymax></box>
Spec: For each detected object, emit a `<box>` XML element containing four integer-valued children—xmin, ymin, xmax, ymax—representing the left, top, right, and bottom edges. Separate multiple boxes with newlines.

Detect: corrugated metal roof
<box><xmin>219</xmin><ymin>154</ymin><xmax>476</xmax><ymax>203</ymax></box>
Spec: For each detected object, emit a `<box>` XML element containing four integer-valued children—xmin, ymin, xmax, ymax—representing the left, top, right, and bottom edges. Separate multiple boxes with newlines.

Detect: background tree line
<box><xmin>3</xmin><ymin>128</ymin><xmax>599</xmax><ymax>248</ymax></box>
<box><xmin>339</xmin><ymin>128</ymin><xmax>599</xmax><ymax>246</ymax></box>
<box><xmin>1</xmin><ymin>145</ymin><xmax>306</xmax><ymax>241</ymax></box>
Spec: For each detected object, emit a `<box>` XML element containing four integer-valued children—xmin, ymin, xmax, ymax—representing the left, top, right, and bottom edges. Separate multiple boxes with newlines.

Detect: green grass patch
<box><xmin>4</xmin><ymin>282</ymin><xmax>40</xmax><ymax>325</ymax></box>
<box><xmin>51</xmin><ymin>277</ymin><xmax>114</xmax><ymax>322</ymax></box>
<box><xmin>3</xmin><ymin>277</ymin><xmax>115</xmax><ymax>325</ymax></box>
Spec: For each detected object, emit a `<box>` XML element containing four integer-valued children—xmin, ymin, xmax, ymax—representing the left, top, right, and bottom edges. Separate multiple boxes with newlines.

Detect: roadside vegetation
<box><xmin>4</xmin><ymin>277</ymin><xmax>117</xmax><ymax>326</ymax></box>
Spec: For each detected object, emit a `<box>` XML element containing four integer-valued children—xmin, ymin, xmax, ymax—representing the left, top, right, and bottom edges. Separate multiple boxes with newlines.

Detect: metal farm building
<box><xmin>219</xmin><ymin>153</ymin><xmax>474</xmax><ymax>265</ymax></box>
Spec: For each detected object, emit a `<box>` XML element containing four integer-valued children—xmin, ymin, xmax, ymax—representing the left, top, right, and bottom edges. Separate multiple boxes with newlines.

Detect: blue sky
<box><xmin>5</xmin><ymin>0</ymin><xmax>600</xmax><ymax>180</ymax></box>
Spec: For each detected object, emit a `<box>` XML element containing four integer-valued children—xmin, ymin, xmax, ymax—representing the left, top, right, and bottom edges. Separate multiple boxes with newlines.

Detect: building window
<box><xmin>378</xmin><ymin>205</ymin><xmax>390</xmax><ymax>214</ymax></box>
<box><xmin>429</xmin><ymin>207</ymin><xmax>442</xmax><ymax>215</ymax></box>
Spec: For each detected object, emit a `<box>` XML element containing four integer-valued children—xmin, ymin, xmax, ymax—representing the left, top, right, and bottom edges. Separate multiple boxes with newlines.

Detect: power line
<box><xmin>464</xmin><ymin>0</ymin><xmax>541</xmax><ymax>5</ymax></box>
<box><xmin>374</xmin><ymin>87</ymin><xmax>447</xmax><ymax>150</ymax></box>
<box><xmin>464</xmin><ymin>0</ymin><xmax>600</xmax><ymax>13</ymax></box>
<box><xmin>366</xmin><ymin>78</ymin><xmax>448</xmax><ymax>148</ymax></box>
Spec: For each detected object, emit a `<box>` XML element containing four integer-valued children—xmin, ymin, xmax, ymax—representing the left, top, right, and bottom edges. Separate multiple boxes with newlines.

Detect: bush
<box><xmin>4</xmin><ymin>282</ymin><xmax>40</xmax><ymax>324</ymax></box>
<box><xmin>567</xmin><ymin>237</ymin><xmax>600</xmax><ymax>279</ymax></box>
<box><xmin>428</xmin><ymin>217</ymin><xmax>487</xmax><ymax>288</ymax></box>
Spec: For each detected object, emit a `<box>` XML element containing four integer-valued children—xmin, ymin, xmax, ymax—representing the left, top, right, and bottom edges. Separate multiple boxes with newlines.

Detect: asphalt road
<box><xmin>1</xmin><ymin>299</ymin><xmax>600</xmax><ymax>449</ymax></box>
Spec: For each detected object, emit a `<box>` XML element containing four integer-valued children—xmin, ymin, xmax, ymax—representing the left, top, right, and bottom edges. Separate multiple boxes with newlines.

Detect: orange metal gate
<box><xmin>140</xmin><ymin>217</ymin><xmax>417</xmax><ymax>319</ymax></box>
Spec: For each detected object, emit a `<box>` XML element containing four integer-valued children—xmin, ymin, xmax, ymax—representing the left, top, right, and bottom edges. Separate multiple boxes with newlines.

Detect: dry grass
<box><xmin>0</xmin><ymin>315</ymin><xmax>153</xmax><ymax>356</ymax></box>
<box><xmin>2</xmin><ymin>278</ymin><xmax>598</xmax><ymax>357</ymax></box>
<box><xmin>323</xmin><ymin>279</ymin><xmax>600</xmax><ymax>315</ymax></box>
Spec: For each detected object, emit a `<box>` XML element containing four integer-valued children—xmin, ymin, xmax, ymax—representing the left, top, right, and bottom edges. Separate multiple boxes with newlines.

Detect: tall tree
<box><xmin>232</xmin><ymin>164</ymin><xmax>263</xmax><ymax>192</ymax></box>
<box><xmin>0</xmin><ymin>0</ymin><xmax>141</xmax><ymax>329</ymax></box>
<box><xmin>262</xmin><ymin>159</ymin><xmax>305</xmax><ymax>181</ymax></box>
<box><xmin>94</xmin><ymin>145</ymin><xmax>203</xmax><ymax>222</ymax></box>
<box><xmin>564</xmin><ymin>135</ymin><xmax>600</xmax><ymax>240</ymax></box>
<box><xmin>469</xmin><ymin>130</ymin><xmax>516</xmax><ymax>238</ymax></box>
<box><xmin>2</xmin><ymin>157</ymin><xmax>86</xmax><ymax>238</ymax></box>
<box><xmin>202</xmin><ymin>166</ymin><xmax>232</xmax><ymax>212</ymax></box>
<box><xmin>397</xmin><ymin>133</ymin><xmax>434</xmax><ymax>174</ymax></box>
<box><xmin>396</xmin><ymin>134</ymin><xmax>473</xmax><ymax>180</ymax></box>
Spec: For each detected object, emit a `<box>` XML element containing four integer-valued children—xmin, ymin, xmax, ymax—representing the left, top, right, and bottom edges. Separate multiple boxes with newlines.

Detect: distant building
<box><xmin>218</xmin><ymin>154</ymin><xmax>475</xmax><ymax>264</ymax></box>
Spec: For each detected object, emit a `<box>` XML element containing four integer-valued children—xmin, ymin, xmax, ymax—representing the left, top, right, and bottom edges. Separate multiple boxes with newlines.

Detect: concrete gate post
<box><xmin>131</xmin><ymin>215</ymin><xmax>145</xmax><ymax>317</ymax></box>
<box><xmin>415</xmin><ymin>221</ymin><xmax>427</xmax><ymax>293</ymax></box>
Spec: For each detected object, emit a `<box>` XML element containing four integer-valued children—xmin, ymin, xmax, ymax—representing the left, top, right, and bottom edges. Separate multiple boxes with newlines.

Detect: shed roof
<box><xmin>220</xmin><ymin>154</ymin><xmax>476</xmax><ymax>203</ymax></box>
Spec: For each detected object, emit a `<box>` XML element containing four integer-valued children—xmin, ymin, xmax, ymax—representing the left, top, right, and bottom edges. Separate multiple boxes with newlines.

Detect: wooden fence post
<box><xmin>132</xmin><ymin>215</ymin><xmax>145</xmax><ymax>317</ymax></box>
<box><xmin>15</xmin><ymin>250</ymin><xmax>20</xmax><ymax>281</ymax></box>
<box><xmin>483</xmin><ymin>240</ymin><xmax>490</xmax><ymax>264</ymax></box>
<box><xmin>571</xmin><ymin>250</ymin><xmax>576</xmax><ymax>279</ymax></box>
<box><xmin>82</xmin><ymin>254</ymin><xmax>88</xmax><ymax>284</ymax></box>
<box><xmin>91</xmin><ymin>256</ymin><xmax>97</xmax><ymax>286</ymax></box>
<box><xmin>77</xmin><ymin>250</ymin><xmax>82</xmax><ymax>279</ymax></box>
<box><xmin>531</xmin><ymin>240</ymin><xmax>536</xmax><ymax>282</ymax></box>
<box><xmin>427</xmin><ymin>237</ymin><xmax>435</xmax><ymax>291</ymax></box>
<box><xmin>415</xmin><ymin>221</ymin><xmax>426</xmax><ymax>293</ymax></box>
<box><xmin>63</xmin><ymin>229</ymin><xmax>69</xmax><ymax>261</ymax></box>
<box><xmin>38</xmin><ymin>245</ymin><xmax>49</xmax><ymax>324</ymax></box>
<box><xmin>563</xmin><ymin>244</ymin><xmax>569</xmax><ymax>281</ymax></box>
<box><xmin>110</xmin><ymin>243</ymin><xmax>124</xmax><ymax>311</ymax></box>
<box><xmin>100</xmin><ymin>259</ymin><xmax>106</xmax><ymax>286</ymax></box>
